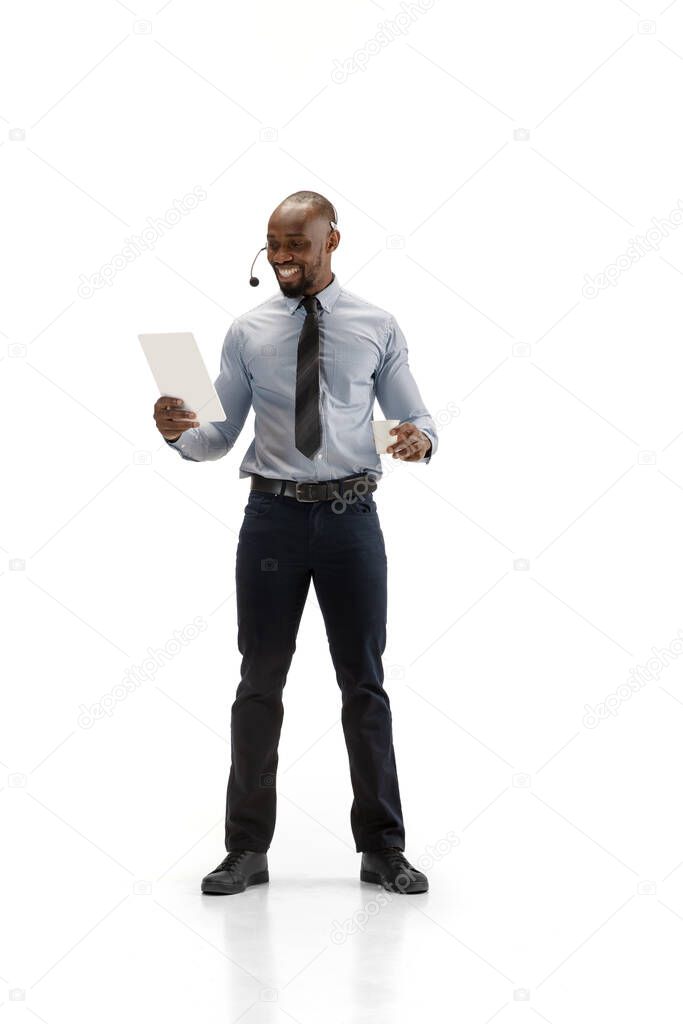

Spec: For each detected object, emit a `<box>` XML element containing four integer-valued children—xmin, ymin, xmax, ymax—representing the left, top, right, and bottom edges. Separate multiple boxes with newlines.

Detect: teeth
<box><xmin>278</xmin><ymin>267</ymin><xmax>300</xmax><ymax>277</ymax></box>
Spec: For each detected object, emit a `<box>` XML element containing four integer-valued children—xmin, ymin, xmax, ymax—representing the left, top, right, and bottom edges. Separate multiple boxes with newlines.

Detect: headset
<box><xmin>249</xmin><ymin>204</ymin><xmax>339</xmax><ymax>286</ymax></box>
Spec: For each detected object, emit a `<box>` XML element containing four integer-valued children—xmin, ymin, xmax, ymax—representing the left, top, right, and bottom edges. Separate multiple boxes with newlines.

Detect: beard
<box><xmin>275</xmin><ymin>258</ymin><xmax>322</xmax><ymax>297</ymax></box>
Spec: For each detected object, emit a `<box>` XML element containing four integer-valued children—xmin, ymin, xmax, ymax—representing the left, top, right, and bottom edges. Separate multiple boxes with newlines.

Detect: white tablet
<box><xmin>138</xmin><ymin>332</ymin><xmax>227</xmax><ymax>426</ymax></box>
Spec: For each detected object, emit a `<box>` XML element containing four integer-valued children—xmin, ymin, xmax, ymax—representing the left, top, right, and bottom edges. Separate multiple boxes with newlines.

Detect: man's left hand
<box><xmin>387</xmin><ymin>423</ymin><xmax>431</xmax><ymax>462</ymax></box>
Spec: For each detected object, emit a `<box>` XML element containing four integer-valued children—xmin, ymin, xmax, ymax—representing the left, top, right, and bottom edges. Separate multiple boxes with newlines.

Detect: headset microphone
<box><xmin>249</xmin><ymin>246</ymin><xmax>267</xmax><ymax>287</ymax></box>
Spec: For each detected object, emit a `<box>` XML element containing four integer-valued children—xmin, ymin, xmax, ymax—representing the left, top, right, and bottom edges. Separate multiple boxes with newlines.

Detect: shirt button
<box><xmin>316</xmin><ymin>452</ymin><xmax>323</xmax><ymax>459</ymax></box>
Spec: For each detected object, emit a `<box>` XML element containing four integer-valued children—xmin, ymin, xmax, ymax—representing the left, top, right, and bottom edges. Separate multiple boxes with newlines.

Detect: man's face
<box><xmin>266</xmin><ymin>207</ymin><xmax>332</xmax><ymax>297</ymax></box>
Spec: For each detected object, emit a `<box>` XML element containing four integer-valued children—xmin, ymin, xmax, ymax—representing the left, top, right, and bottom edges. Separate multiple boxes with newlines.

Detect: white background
<box><xmin>3</xmin><ymin>0</ymin><xmax>683</xmax><ymax>1020</ymax></box>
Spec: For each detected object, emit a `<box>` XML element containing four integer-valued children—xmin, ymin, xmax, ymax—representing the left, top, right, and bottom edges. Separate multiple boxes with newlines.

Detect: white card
<box><xmin>138</xmin><ymin>332</ymin><xmax>227</xmax><ymax>426</ymax></box>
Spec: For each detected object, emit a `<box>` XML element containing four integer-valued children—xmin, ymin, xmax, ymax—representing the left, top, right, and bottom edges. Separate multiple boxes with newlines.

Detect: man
<box><xmin>154</xmin><ymin>190</ymin><xmax>438</xmax><ymax>896</ymax></box>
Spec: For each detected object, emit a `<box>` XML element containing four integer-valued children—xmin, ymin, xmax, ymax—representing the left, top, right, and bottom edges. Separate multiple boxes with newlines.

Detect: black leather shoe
<box><xmin>201</xmin><ymin>850</ymin><xmax>269</xmax><ymax>895</ymax></box>
<box><xmin>360</xmin><ymin>847</ymin><xmax>428</xmax><ymax>894</ymax></box>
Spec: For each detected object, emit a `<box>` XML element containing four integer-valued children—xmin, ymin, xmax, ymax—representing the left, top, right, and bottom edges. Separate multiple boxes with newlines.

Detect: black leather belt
<box><xmin>250</xmin><ymin>472</ymin><xmax>378</xmax><ymax>502</ymax></box>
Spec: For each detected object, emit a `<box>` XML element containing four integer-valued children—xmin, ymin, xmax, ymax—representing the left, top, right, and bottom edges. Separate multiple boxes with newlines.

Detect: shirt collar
<box><xmin>282</xmin><ymin>273</ymin><xmax>341</xmax><ymax>315</ymax></box>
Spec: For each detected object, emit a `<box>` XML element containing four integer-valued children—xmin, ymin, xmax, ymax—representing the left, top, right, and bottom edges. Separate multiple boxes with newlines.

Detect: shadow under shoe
<box><xmin>201</xmin><ymin>850</ymin><xmax>269</xmax><ymax>895</ymax></box>
<box><xmin>360</xmin><ymin>847</ymin><xmax>428</xmax><ymax>894</ymax></box>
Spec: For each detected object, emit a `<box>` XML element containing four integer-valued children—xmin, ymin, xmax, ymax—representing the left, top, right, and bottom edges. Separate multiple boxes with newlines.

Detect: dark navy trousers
<box><xmin>225</xmin><ymin>487</ymin><xmax>405</xmax><ymax>854</ymax></box>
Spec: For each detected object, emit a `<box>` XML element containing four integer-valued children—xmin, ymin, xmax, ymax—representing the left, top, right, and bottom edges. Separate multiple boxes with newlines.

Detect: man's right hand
<box><xmin>154</xmin><ymin>396</ymin><xmax>200</xmax><ymax>442</ymax></box>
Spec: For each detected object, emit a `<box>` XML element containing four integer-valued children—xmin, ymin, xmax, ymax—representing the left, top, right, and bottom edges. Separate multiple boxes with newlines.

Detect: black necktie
<box><xmin>295</xmin><ymin>294</ymin><xmax>321</xmax><ymax>459</ymax></box>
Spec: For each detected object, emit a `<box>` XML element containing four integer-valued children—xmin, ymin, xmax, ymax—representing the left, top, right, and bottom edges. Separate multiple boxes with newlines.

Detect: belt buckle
<box><xmin>295</xmin><ymin>482</ymin><xmax>314</xmax><ymax>502</ymax></box>
<box><xmin>295</xmin><ymin>481</ymin><xmax>327</xmax><ymax>502</ymax></box>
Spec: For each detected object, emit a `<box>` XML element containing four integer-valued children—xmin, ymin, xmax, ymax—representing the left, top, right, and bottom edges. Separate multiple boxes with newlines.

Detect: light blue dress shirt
<box><xmin>165</xmin><ymin>273</ymin><xmax>438</xmax><ymax>481</ymax></box>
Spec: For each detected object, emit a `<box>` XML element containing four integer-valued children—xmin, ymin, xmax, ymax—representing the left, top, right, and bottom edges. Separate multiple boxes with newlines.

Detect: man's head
<box><xmin>267</xmin><ymin>191</ymin><xmax>340</xmax><ymax>297</ymax></box>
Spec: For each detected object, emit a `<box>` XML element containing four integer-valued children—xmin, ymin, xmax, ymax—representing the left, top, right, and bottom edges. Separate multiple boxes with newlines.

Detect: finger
<box><xmin>387</xmin><ymin>427</ymin><xmax>415</xmax><ymax>452</ymax></box>
<box><xmin>165</xmin><ymin>410</ymin><xmax>197</xmax><ymax>421</ymax></box>
<box><xmin>391</xmin><ymin>424</ymin><xmax>419</xmax><ymax>443</ymax></box>
<box><xmin>393</xmin><ymin>438</ymin><xmax>419</xmax><ymax>458</ymax></box>
<box><xmin>157</xmin><ymin>407</ymin><xmax>196</xmax><ymax>420</ymax></box>
<box><xmin>155</xmin><ymin>396</ymin><xmax>184</xmax><ymax>410</ymax></box>
<box><xmin>158</xmin><ymin>413</ymin><xmax>199</xmax><ymax>428</ymax></box>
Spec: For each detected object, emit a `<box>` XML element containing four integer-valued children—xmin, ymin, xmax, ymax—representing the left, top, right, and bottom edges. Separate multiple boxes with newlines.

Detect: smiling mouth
<box><xmin>276</xmin><ymin>266</ymin><xmax>302</xmax><ymax>280</ymax></box>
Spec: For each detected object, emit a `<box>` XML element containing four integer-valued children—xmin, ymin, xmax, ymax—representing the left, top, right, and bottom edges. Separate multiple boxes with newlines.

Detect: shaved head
<box><xmin>272</xmin><ymin>190</ymin><xmax>338</xmax><ymax>230</ymax></box>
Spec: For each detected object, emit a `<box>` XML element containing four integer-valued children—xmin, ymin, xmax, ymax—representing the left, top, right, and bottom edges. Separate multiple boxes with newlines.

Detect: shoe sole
<box><xmin>360</xmin><ymin>868</ymin><xmax>428</xmax><ymax>894</ymax></box>
<box><xmin>201</xmin><ymin>869</ymin><xmax>269</xmax><ymax>895</ymax></box>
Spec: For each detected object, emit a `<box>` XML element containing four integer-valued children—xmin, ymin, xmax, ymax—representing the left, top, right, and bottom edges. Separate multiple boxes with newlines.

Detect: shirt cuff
<box><xmin>164</xmin><ymin>432</ymin><xmax>201</xmax><ymax>461</ymax></box>
<box><xmin>419</xmin><ymin>429</ymin><xmax>436</xmax><ymax>464</ymax></box>
<box><xmin>163</xmin><ymin>425</ymin><xmax>232</xmax><ymax>462</ymax></box>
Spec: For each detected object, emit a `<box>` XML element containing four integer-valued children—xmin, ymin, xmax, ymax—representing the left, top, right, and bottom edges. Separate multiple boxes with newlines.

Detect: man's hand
<box><xmin>387</xmin><ymin>422</ymin><xmax>432</xmax><ymax>462</ymax></box>
<box><xmin>154</xmin><ymin>396</ymin><xmax>199</xmax><ymax>441</ymax></box>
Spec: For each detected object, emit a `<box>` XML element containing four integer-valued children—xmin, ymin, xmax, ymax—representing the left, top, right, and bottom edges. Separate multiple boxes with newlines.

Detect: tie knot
<box><xmin>299</xmin><ymin>295</ymin><xmax>319</xmax><ymax>316</ymax></box>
